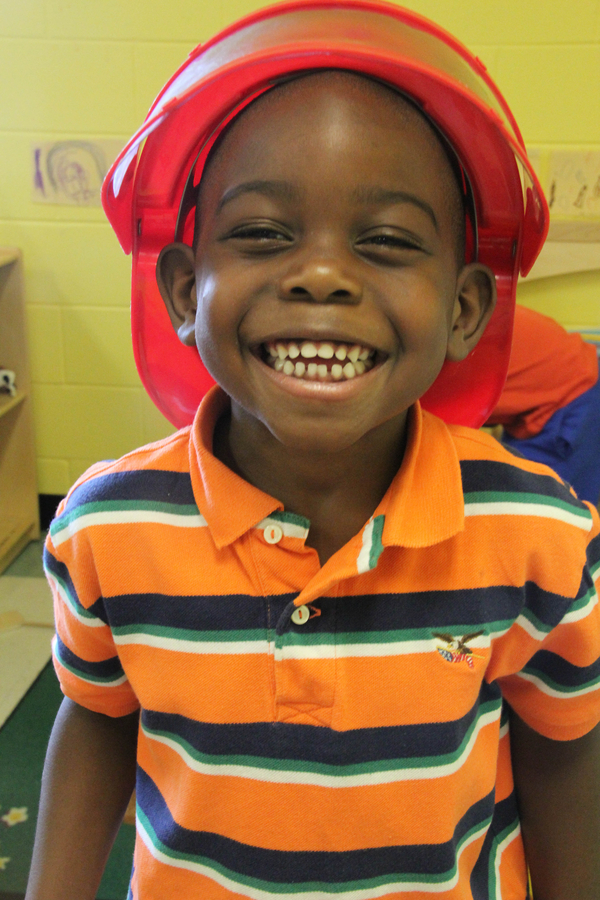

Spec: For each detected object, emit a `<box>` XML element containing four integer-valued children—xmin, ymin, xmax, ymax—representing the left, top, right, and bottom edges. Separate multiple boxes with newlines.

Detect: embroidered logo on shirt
<box><xmin>433</xmin><ymin>631</ymin><xmax>485</xmax><ymax>669</ymax></box>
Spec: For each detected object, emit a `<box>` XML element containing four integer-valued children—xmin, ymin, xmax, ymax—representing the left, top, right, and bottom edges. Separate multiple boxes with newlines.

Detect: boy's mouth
<box><xmin>259</xmin><ymin>339</ymin><xmax>378</xmax><ymax>382</ymax></box>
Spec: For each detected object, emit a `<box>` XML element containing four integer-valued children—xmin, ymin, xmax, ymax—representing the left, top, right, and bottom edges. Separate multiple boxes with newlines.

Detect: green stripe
<box><xmin>113</xmin><ymin>624</ymin><xmax>267</xmax><ymax>643</ymax></box>
<box><xmin>267</xmin><ymin>510</ymin><xmax>310</xmax><ymax>529</ymax></box>
<box><xmin>143</xmin><ymin>698</ymin><xmax>500</xmax><ymax>778</ymax></box>
<box><xmin>521</xmin><ymin>665</ymin><xmax>600</xmax><ymax>696</ymax></box>
<box><xmin>276</xmin><ymin>623</ymin><xmax>504</xmax><ymax>648</ymax></box>
<box><xmin>368</xmin><ymin>515</ymin><xmax>385</xmax><ymax>570</ymax></box>
<box><xmin>487</xmin><ymin>819</ymin><xmax>520</xmax><ymax>899</ymax></box>
<box><xmin>566</xmin><ymin>584</ymin><xmax>597</xmax><ymax>616</ymax></box>
<box><xmin>51</xmin><ymin>499</ymin><xmax>201</xmax><ymax>534</ymax></box>
<box><xmin>138</xmin><ymin>806</ymin><xmax>492</xmax><ymax>894</ymax></box>
<box><xmin>464</xmin><ymin>491</ymin><xmax>591</xmax><ymax>519</ymax></box>
<box><xmin>54</xmin><ymin>646</ymin><xmax>124</xmax><ymax>686</ymax></box>
<box><xmin>46</xmin><ymin>568</ymin><xmax>97</xmax><ymax>620</ymax></box>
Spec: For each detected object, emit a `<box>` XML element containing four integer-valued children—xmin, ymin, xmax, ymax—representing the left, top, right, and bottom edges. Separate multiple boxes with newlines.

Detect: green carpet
<box><xmin>0</xmin><ymin>663</ymin><xmax>135</xmax><ymax>898</ymax></box>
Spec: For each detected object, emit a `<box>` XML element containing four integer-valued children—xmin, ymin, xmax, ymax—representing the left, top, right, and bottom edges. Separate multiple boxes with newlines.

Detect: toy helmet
<box><xmin>102</xmin><ymin>0</ymin><xmax>548</xmax><ymax>429</ymax></box>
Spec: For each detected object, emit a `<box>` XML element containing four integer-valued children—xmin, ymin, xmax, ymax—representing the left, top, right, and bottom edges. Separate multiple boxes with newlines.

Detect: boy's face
<box><xmin>159</xmin><ymin>72</ymin><xmax>494</xmax><ymax>455</ymax></box>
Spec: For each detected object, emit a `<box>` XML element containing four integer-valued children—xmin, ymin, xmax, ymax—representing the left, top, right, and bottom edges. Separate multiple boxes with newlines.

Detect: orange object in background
<box><xmin>488</xmin><ymin>305</ymin><xmax>598</xmax><ymax>440</ymax></box>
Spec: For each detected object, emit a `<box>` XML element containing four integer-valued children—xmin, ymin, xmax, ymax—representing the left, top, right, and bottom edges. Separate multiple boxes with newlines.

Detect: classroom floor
<box><xmin>0</xmin><ymin>539</ymin><xmax>134</xmax><ymax>900</ymax></box>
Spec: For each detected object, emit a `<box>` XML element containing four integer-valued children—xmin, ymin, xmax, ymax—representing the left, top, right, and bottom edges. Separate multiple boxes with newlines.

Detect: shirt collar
<box><xmin>377</xmin><ymin>402</ymin><xmax>465</xmax><ymax>548</ymax></box>
<box><xmin>189</xmin><ymin>387</ymin><xmax>465</xmax><ymax>551</ymax></box>
<box><xmin>189</xmin><ymin>387</ymin><xmax>284</xmax><ymax>549</ymax></box>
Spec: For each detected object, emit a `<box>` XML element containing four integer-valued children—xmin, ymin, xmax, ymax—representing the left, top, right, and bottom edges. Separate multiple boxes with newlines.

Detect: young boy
<box><xmin>27</xmin><ymin>3</ymin><xmax>600</xmax><ymax>899</ymax></box>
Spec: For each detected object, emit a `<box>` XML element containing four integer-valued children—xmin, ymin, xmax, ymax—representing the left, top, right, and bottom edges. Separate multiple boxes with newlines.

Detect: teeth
<box><xmin>266</xmin><ymin>339</ymin><xmax>375</xmax><ymax>382</ymax></box>
<box><xmin>300</xmin><ymin>342</ymin><xmax>317</xmax><ymax>359</ymax></box>
<box><xmin>317</xmin><ymin>343</ymin><xmax>334</xmax><ymax>359</ymax></box>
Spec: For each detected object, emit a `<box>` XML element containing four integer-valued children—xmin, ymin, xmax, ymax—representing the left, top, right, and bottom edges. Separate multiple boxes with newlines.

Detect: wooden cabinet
<box><xmin>0</xmin><ymin>248</ymin><xmax>40</xmax><ymax>573</ymax></box>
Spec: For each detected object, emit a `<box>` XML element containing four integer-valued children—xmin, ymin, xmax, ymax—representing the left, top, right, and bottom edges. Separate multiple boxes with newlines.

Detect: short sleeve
<box><xmin>493</xmin><ymin>505</ymin><xmax>600</xmax><ymax>740</ymax></box>
<box><xmin>45</xmin><ymin>491</ymin><xmax>140</xmax><ymax>718</ymax></box>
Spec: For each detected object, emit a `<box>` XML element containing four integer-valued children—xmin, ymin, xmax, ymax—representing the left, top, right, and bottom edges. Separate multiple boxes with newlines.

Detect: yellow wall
<box><xmin>1</xmin><ymin>0</ymin><xmax>599</xmax><ymax>494</ymax></box>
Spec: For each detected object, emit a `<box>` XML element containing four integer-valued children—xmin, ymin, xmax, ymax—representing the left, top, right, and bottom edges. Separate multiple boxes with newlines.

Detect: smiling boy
<box><xmin>28</xmin><ymin>5</ymin><xmax>600</xmax><ymax>900</ymax></box>
<box><xmin>157</xmin><ymin>73</ymin><xmax>493</xmax><ymax>563</ymax></box>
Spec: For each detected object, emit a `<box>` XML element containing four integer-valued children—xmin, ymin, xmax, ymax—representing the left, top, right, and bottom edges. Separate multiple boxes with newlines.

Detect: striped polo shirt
<box><xmin>45</xmin><ymin>387</ymin><xmax>600</xmax><ymax>900</ymax></box>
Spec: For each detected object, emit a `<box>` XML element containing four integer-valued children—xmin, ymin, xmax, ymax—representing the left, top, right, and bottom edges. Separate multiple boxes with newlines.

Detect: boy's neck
<box><xmin>213</xmin><ymin>406</ymin><xmax>409</xmax><ymax>566</ymax></box>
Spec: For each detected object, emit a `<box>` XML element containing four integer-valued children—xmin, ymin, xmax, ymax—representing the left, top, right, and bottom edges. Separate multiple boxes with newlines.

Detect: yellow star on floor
<box><xmin>0</xmin><ymin>856</ymin><xmax>10</xmax><ymax>870</ymax></box>
<box><xmin>1</xmin><ymin>807</ymin><xmax>28</xmax><ymax>827</ymax></box>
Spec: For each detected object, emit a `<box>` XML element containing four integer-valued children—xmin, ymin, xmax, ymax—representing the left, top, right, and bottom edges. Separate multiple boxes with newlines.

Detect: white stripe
<box><xmin>562</xmin><ymin>588</ymin><xmax>598</xmax><ymax>625</ymax></box>
<box><xmin>143</xmin><ymin>706</ymin><xmax>501</xmax><ymax>788</ymax></box>
<box><xmin>137</xmin><ymin>813</ymin><xmax>489</xmax><ymax>899</ymax></box>
<box><xmin>52</xmin><ymin>509</ymin><xmax>208</xmax><ymax>546</ymax></box>
<box><xmin>493</xmin><ymin>823</ymin><xmax>521</xmax><ymax>900</ymax></box>
<box><xmin>357</xmin><ymin>518</ymin><xmax>374</xmax><ymax>574</ymax></box>
<box><xmin>513</xmin><ymin>613</ymin><xmax>550</xmax><ymax>642</ymax></box>
<box><xmin>113</xmin><ymin>632</ymin><xmax>272</xmax><ymax>655</ymax></box>
<box><xmin>464</xmin><ymin>502</ymin><xmax>591</xmax><ymax>530</ymax></box>
<box><xmin>47</xmin><ymin>571</ymin><xmax>105</xmax><ymax>628</ymax></box>
<box><xmin>275</xmin><ymin>636</ymin><xmax>490</xmax><ymax>662</ymax></box>
<box><xmin>256</xmin><ymin>516</ymin><xmax>308</xmax><ymax>540</ymax></box>
<box><xmin>517</xmin><ymin>669</ymin><xmax>600</xmax><ymax>699</ymax></box>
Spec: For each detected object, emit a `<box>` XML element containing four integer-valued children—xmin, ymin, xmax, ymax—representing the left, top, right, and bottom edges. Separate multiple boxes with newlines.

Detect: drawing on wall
<box><xmin>546</xmin><ymin>150</ymin><xmax>600</xmax><ymax>218</ymax></box>
<box><xmin>32</xmin><ymin>139</ymin><xmax>124</xmax><ymax>206</ymax></box>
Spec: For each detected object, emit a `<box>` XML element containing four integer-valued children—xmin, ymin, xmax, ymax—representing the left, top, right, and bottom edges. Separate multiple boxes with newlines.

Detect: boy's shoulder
<box><xmin>445</xmin><ymin>420</ymin><xmax>592</xmax><ymax>513</ymax></box>
<box><xmin>59</xmin><ymin>426</ymin><xmax>194</xmax><ymax>515</ymax></box>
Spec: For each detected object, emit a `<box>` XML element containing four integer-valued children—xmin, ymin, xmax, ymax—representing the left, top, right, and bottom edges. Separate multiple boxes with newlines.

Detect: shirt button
<box><xmin>291</xmin><ymin>605</ymin><xmax>310</xmax><ymax>625</ymax></box>
<box><xmin>264</xmin><ymin>523</ymin><xmax>283</xmax><ymax>545</ymax></box>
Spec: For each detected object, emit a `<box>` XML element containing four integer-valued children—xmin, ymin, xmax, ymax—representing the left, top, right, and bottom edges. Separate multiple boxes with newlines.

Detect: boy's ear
<box><xmin>446</xmin><ymin>263</ymin><xmax>497</xmax><ymax>362</ymax></box>
<box><xmin>156</xmin><ymin>243</ymin><xmax>197</xmax><ymax>347</ymax></box>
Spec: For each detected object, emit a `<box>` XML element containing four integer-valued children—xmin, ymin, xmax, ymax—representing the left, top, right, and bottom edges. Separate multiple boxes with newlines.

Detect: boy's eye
<box><xmin>357</xmin><ymin>230</ymin><xmax>424</xmax><ymax>254</ymax></box>
<box><xmin>227</xmin><ymin>223</ymin><xmax>292</xmax><ymax>246</ymax></box>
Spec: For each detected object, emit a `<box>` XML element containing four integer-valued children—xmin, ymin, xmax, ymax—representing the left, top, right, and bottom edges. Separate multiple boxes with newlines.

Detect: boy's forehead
<box><xmin>199</xmin><ymin>71</ymin><xmax>459</xmax><ymax>203</ymax></box>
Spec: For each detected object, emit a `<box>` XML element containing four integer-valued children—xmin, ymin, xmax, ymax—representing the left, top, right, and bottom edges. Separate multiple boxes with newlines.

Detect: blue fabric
<box><xmin>503</xmin><ymin>375</ymin><xmax>600</xmax><ymax>506</ymax></box>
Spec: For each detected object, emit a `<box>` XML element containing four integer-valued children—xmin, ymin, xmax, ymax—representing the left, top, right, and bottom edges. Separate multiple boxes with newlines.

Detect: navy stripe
<box><xmin>523</xmin><ymin>649</ymin><xmax>600</xmax><ymax>689</ymax></box>
<box><xmin>44</xmin><ymin>546</ymin><xmax>109</xmax><ymax>625</ymax></box>
<box><xmin>102</xmin><ymin>592</ymin><xmax>295</xmax><ymax>632</ymax></box>
<box><xmin>460</xmin><ymin>459</ymin><xmax>585</xmax><ymax>507</ymax></box>
<box><xmin>142</xmin><ymin>683</ymin><xmax>501</xmax><ymax>766</ymax></box>
<box><xmin>588</xmin><ymin>531</ymin><xmax>600</xmax><ymax>570</ymax></box>
<box><xmin>55</xmin><ymin>634</ymin><xmax>124</xmax><ymax>680</ymax></box>
<box><xmin>61</xmin><ymin>468</ymin><xmax>196</xmax><ymax>513</ymax></box>
<box><xmin>101</xmin><ymin>585</ymin><xmax>564</xmax><ymax>635</ymax></box>
<box><xmin>136</xmin><ymin>766</ymin><xmax>495</xmax><ymax>883</ymax></box>
<box><xmin>469</xmin><ymin>790</ymin><xmax>520</xmax><ymax>900</ymax></box>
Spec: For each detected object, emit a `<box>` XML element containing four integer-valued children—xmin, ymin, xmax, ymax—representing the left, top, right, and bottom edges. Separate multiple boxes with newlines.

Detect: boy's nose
<box><xmin>277</xmin><ymin>258</ymin><xmax>362</xmax><ymax>304</ymax></box>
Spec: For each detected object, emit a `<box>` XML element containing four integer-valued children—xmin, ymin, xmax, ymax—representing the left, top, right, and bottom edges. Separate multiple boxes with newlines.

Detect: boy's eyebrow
<box><xmin>351</xmin><ymin>186</ymin><xmax>438</xmax><ymax>230</ymax></box>
<box><xmin>216</xmin><ymin>180</ymin><xmax>300</xmax><ymax>212</ymax></box>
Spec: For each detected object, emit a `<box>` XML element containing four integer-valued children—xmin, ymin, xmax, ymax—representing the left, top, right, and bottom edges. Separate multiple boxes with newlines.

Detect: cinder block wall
<box><xmin>1</xmin><ymin>0</ymin><xmax>599</xmax><ymax>495</ymax></box>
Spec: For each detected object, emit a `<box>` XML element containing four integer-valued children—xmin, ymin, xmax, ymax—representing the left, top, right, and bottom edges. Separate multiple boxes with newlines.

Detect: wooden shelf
<box><xmin>0</xmin><ymin>390</ymin><xmax>26</xmax><ymax>420</ymax></box>
<box><xmin>0</xmin><ymin>249</ymin><xmax>40</xmax><ymax>574</ymax></box>
<box><xmin>0</xmin><ymin>247</ymin><xmax>19</xmax><ymax>269</ymax></box>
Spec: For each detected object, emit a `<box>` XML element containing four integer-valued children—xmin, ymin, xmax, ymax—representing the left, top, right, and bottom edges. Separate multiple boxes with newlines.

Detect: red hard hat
<box><xmin>102</xmin><ymin>0</ymin><xmax>548</xmax><ymax>429</ymax></box>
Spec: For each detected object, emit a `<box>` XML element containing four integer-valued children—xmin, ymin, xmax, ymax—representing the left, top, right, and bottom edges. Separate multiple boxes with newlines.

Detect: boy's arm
<box><xmin>26</xmin><ymin>697</ymin><xmax>138</xmax><ymax>900</ymax></box>
<box><xmin>510</xmin><ymin>709</ymin><xmax>600</xmax><ymax>900</ymax></box>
